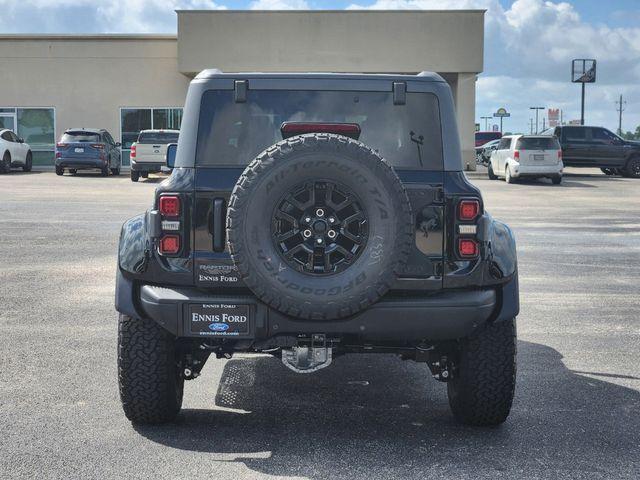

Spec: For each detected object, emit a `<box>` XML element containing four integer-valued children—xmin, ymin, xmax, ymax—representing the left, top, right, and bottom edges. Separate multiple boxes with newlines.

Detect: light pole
<box><xmin>481</xmin><ymin>116</ymin><xmax>491</xmax><ymax>131</ymax></box>
<box><xmin>529</xmin><ymin>107</ymin><xmax>544</xmax><ymax>134</ymax></box>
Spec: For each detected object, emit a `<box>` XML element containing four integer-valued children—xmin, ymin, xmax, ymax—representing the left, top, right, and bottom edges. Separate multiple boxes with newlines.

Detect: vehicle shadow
<box><xmin>135</xmin><ymin>341</ymin><xmax>640</xmax><ymax>478</ymax></box>
<box><xmin>2</xmin><ymin>170</ymin><xmax>45</xmax><ymax>175</ymax></box>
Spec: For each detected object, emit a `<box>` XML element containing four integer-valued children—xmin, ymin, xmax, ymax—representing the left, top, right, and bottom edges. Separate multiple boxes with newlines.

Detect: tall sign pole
<box><xmin>493</xmin><ymin>108</ymin><xmax>510</xmax><ymax>134</ymax></box>
<box><xmin>616</xmin><ymin>95</ymin><xmax>626</xmax><ymax>135</ymax></box>
<box><xmin>572</xmin><ymin>59</ymin><xmax>596</xmax><ymax>126</ymax></box>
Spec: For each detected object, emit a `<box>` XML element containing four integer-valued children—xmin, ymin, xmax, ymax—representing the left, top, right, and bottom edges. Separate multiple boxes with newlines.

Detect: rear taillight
<box><xmin>159</xmin><ymin>235</ymin><xmax>180</xmax><ymax>255</ymax></box>
<box><xmin>458</xmin><ymin>239</ymin><xmax>479</xmax><ymax>257</ymax></box>
<box><xmin>56</xmin><ymin>142</ymin><xmax>68</xmax><ymax>149</ymax></box>
<box><xmin>513</xmin><ymin>150</ymin><xmax>520</xmax><ymax>160</ymax></box>
<box><xmin>159</xmin><ymin>196</ymin><xmax>180</xmax><ymax>217</ymax></box>
<box><xmin>558</xmin><ymin>150</ymin><xmax>562</xmax><ymax>159</ymax></box>
<box><xmin>55</xmin><ymin>152</ymin><xmax>61</xmax><ymax>158</ymax></box>
<box><xmin>458</xmin><ymin>200</ymin><xmax>480</xmax><ymax>221</ymax></box>
<box><xmin>130</xmin><ymin>144</ymin><xmax>136</xmax><ymax>159</ymax></box>
<box><xmin>91</xmin><ymin>143</ymin><xmax>105</xmax><ymax>150</ymax></box>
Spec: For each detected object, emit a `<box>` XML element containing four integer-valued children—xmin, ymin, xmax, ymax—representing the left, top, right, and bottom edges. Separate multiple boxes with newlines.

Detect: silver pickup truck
<box><xmin>129</xmin><ymin>129</ymin><xmax>179</xmax><ymax>182</ymax></box>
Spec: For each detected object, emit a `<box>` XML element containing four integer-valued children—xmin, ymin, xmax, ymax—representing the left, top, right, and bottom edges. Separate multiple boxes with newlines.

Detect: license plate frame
<box><xmin>187</xmin><ymin>303</ymin><xmax>252</xmax><ymax>337</ymax></box>
<box><xmin>533</xmin><ymin>154</ymin><xmax>545</xmax><ymax>161</ymax></box>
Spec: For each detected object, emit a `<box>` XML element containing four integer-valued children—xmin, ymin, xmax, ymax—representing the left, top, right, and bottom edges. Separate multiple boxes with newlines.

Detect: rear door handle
<box><xmin>212</xmin><ymin>198</ymin><xmax>226</xmax><ymax>252</ymax></box>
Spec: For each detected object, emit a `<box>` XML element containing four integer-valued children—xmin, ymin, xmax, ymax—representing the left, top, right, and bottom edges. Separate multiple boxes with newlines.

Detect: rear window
<box><xmin>516</xmin><ymin>137</ymin><xmax>560</xmax><ymax>150</ymax></box>
<box><xmin>137</xmin><ymin>131</ymin><xmax>179</xmax><ymax>144</ymax></box>
<box><xmin>61</xmin><ymin>132</ymin><xmax>101</xmax><ymax>143</ymax></box>
<box><xmin>196</xmin><ymin>90</ymin><xmax>443</xmax><ymax>169</ymax></box>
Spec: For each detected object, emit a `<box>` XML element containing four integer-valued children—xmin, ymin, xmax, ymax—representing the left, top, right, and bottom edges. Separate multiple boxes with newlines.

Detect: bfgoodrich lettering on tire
<box><xmin>227</xmin><ymin>133</ymin><xmax>412</xmax><ymax>320</ymax></box>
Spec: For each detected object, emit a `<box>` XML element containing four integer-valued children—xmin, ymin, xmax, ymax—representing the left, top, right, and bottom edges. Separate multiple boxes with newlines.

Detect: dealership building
<box><xmin>0</xmin><ymin>10</ymin><xmax>484</xmax><ymax>170</ymax></box>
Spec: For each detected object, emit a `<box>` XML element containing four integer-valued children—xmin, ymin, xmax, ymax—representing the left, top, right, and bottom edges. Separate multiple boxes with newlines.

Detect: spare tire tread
<box><xmin>227</xmin><ymin>133</ymin><xmax>412</xmax><ymax>320</ymax></box>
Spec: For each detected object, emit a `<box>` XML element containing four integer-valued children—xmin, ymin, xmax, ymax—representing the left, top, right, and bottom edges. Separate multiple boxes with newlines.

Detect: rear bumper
<box><xmin>511</xmin><ymin>162</ymin><xmax>563</xmax><ymax>177</ymax></box>
<box><xmin>56</xmin><ymin>158</ymin><xmax>105</xmax><ymax>169</ymax></box>
<box><xmin>134</xmin><ymin>284</ymin><xmax>498</xmax><ymax>342</ymax></box>
<box><xmin>131</xmin><ymin>159</ymin><xmax>164</xmax><ymax>172</ymax></box>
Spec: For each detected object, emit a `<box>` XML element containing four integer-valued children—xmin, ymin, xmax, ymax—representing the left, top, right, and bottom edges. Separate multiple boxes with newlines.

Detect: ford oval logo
<box><xmin>209</xmin><ymin>323</ymin><xmax>229</xmax><ymax>332</ymax></box>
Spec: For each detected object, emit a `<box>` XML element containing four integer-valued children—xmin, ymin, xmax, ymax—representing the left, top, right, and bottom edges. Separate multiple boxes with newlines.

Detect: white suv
<box><xmin>488</xmin><ymin>135</ymin><xmax>563</xmax><ymax>184</ymax></box>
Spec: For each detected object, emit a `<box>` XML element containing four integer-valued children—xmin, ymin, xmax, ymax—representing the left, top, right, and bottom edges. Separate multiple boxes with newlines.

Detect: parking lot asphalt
<box><xmin>1</xmin><ymin>169</ymin><xmax>639</xmax><ymax>480</ymax></box>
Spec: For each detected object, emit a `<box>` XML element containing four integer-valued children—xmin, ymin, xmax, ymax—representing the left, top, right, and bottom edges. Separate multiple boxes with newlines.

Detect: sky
<box><xmin>1</xmin><ymin>0</ymin><xmax>639</xmax><ymax>134</ymax></box>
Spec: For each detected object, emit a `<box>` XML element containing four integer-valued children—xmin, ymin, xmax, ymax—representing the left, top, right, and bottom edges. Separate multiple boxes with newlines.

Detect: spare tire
<box><xmin>227</xmin><ymin>133</ymin><xmax>412</xmax><ymax>320</ymax></box>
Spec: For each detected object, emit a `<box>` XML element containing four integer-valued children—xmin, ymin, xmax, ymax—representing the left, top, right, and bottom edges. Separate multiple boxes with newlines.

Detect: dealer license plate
<box><xmin>188</xmin><ymin>303</ymin><xmax>251</xmax><ymax>336</ymax></box>
<box><xmin>75</xmin><ymin>148</ymin><xmax>84</xmax><ymax>153</ymax></box>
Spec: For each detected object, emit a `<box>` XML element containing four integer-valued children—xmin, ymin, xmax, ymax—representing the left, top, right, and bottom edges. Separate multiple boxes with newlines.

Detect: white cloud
<box><xmin>0</xmin><ymin>0</ymin><xmax>226</xmax><ymax>34</ymax></box>
<box><xmin>249</xmin><ymin>0</ymin><xmax>310</xmax><ymax>9</ymax></box>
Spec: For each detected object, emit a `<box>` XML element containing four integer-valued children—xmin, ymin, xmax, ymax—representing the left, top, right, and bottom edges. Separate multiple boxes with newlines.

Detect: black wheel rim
<box><xmin>272</xmin><ymin>180</ymin><xmax>368</xmax><ymax>275</ymax></box>
<box><xmin>633</xmin><ymin>160</ymin><xmax>640</xmax><ymax>175</ymax></box>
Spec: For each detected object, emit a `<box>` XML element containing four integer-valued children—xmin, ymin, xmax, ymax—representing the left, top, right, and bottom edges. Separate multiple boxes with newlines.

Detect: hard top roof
<box><xmin>195</xmin><ymin>69</ymin><xmax>445</xmax><ymax>83</ymax></box>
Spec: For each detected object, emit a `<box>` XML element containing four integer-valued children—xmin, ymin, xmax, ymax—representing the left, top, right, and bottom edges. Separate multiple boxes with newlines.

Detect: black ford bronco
<box><xmin>116</xmin><ymin>70</ymin><xmax>519</xmax><ymax>426</ymax></box>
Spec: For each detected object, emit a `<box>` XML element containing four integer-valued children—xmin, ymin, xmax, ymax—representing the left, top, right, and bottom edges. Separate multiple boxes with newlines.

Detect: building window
<box><xmin>0</xmin><ymin>107</ymin><xmax>56</xmax><ymax>165</ymax></box>
<box><xmin>120</xmin><ymin>107</ymin><xmax>182</xmax><ymax>165</ymax></box>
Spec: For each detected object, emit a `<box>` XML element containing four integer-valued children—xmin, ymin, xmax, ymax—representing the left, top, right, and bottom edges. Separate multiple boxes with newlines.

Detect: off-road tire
<box><xmin>447</xmin><ymin>318</ymin><xmax>517</xmax><ymax>426</ymax></box>
<box><xmin>130</xmin><ymin>170</ymin><xmax>139</xmax><ymax>182</ymax></box>
<box><xmin>23</xmin><ymin>152</ymin><xmax>32</xmax><ymax>172</ymax></box>
<box><xmin>601</xmin><ymin>167</ymin><xmax>615</xmax><ymax>176</ymax></box>
<box><xmin>622</xmin><ymin>157</ymin><xmax>640</xmax><ymax>178</ymax></box>
<box><xmin>551</xmin><ymin>175</ymin><xmax>562</xmax><ymax>185</ymax></box>
<box><xmin>55</xmin><ymin>165</ymin><xmax>64</xmax><ymax>176</ymax></box>
<box><xmin>227</xmin><ymin>133</ymin><xmax>412</xmax><ymax>320</ymax></box>
<box><xmin>487</xmin><ymin>163</ymin><xmax>497</xmax><ymax>180</ymax></box>
<box><xmin>1</xmin><ymin>151</ymin><xmax>11</xmax><ymax>173</ymax></box>
<box><xmin>118</xmin><ymin>314</ymin><xmax>184</xmax><ymax>424</ymax></box>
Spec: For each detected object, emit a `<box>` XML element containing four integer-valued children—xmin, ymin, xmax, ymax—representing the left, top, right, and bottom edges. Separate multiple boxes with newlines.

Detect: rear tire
<box><xmin>111</xmin><ymin>167</ymin><xmax>121</xmax><ymax>175</ymax></box>
<box><xmin>622</xmin><ymin>157</ymin><xmax>640</xmax><ymax>178</ymax></box>
<box><xmin>487</xmin><ymin>163</ymin><xmax>497</xmax><ymax>180</ymax></box>
<box><xmin>551</xmin><ymin>175</ymin><xmax>562</xmax><ymax>185</ymax></box>
<box><xmin>130</xmin><ymin>170</ymin><xmax>139</xmax><ymax>182</ymax></box>
<box><xmin>69</xmin><ymin>169</ymin><xmax>77</xmax><ymax>175</ymax></box>
<box><xmin>23</xmin><ymin>152</ymin><xmax>32</xmax><ymax>172</ymax></box>
<box><xmin>117</xmin><ymin>314</ymin><xmax>184</xmax><ymax>424</ymax></box>
<box><xmin>505</xmin><ymin>166</ymin><xmax>515</xmax><ymax>184</ymax></box>
<box><xmin>1</xmin><ymin>152</ymin><xmax>10</xmax><ymax>173</ymax></box>
<box><xmin>55</xmin><ymin>166</ymin><xmax>64</xmax><ymax>176</ymax></box>
<box><xmin>447</xmin><ymin>318</ymin><xmax>517</xmax><ymax>426</ymax></box>
<box><xmin>601</xmin><ymin>167</ymin><xmax>615</xmax><ymax>176</ymax></box>
<box><xmin>101</xmin><ymin>165</ymin><xmax>109</xmax><ymax>177</ymax></box>
<box><xmin>141</xmin><ymin>171</ymin><xmax>149</xmax><ymax>179</ymax></box>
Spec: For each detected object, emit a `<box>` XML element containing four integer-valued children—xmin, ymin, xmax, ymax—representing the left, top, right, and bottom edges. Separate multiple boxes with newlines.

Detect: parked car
<box><xmin>488</xmin><ymin>134</ymin><xmax>563</xmax><ymax>184</ymax></box>
<box><xmin>475</xmin><ymin>138</ymin><xmax>500</xmax><ymax>165</ymax></box>
<box><xmin>116</xmin><ymin>70</ymin><xmax>519</xmax><ymax>427</ymax></box>
<box><xmin>475</xmin><ymin>130</ymin><xmax>502</xmax><ymax>147</ymax></box>
<box><xmin>55</xmin><ymin>128</ymin><xmax>121</xmax><ymax>176</ymax></box>
<box><xmin>0</xmin><ymin>129</ymin><xmax>32</xmax><ymax>173</ymax></box>
<box><xmin>129</xmin><ymin>129</ymin><xmax>179</xmax><ymax>182</ymax></box>
<box><xmin>541</xmin><ymin>125</ymin><xmax>640</xmax><ymax>178</ymax></box>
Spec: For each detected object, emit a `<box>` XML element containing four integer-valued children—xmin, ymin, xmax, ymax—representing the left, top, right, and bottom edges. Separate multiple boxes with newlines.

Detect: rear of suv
<box><xmin>116</xmin><ymin>71</ymin><xmax>519</xmax><ymax>427</ymax></box>
<box><xmin>55</xmin><ymin>128</ymin><xmax>121</xmax><ymax>176</ymax></box>
<box><xmin>488</xmin><ymin>134</ymin><xmax>563</xmax><ymax>184</ymax></box>
<box><xmin>130</xmin><ymin>129</ymin><xmax>179</xmax><ymax>182</ymax></box>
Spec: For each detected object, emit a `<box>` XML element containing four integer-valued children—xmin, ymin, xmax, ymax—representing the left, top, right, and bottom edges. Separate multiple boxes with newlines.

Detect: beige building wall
<box><xmin>0</xmin><ymin>35</ymin><xmax>188</xmax><ymax>148</ymax></box>
<box><xmin>178</xmin><ymin>10</ymin><xmax>484</xmax><ymax>170</ymax></box>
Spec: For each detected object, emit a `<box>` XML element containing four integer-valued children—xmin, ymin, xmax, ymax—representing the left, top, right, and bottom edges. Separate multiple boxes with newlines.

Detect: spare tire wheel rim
<box><xmin>272</xmin><ymin>179</ymin><xmax>369</xmax><ymax>275</ymax></box>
